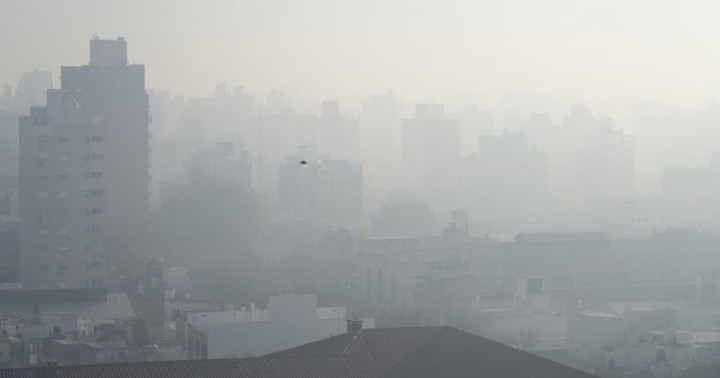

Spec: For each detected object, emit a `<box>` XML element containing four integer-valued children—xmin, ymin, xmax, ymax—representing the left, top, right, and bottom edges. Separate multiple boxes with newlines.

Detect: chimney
<box><xmin>45</xmin><ymin>361</ymin><xmax>58</xmax><ymax>378</ymax></box>
<box><xmin>346</xmin><ymin>317</ymin><xmax>363</xmax><ymax>335</ymax></box>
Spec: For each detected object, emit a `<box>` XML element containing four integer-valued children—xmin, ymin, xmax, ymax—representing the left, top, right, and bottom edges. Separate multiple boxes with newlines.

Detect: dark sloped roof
<box><xmin>380</xmin><ymin>327</ymin><xmax>596</xmax><ymax>378</ymax></box>
<box><xmin>273</xmin><ymin>326</ymin><xmax>596</xmax><ymax>378</ymax></box>
<box><xmin>0</xmin><ymin>327</ymin><xmax>596</xmax><ymax>378</ymax></box>
<box><xmin>0</xmin><ymin>358</ymin><xmax>356</xmax><ymax>378</ymax></box>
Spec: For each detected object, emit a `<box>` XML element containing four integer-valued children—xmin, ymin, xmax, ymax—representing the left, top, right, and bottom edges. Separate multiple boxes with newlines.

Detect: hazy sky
<box><xmin>3</xmin><ymin>0</ymin><xmax>720</xmax><ymax>108</ymax></box>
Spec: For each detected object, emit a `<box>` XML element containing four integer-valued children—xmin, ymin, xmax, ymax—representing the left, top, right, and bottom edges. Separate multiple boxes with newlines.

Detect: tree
<box><xmin>151</xmin><ymin>168</ymin><xmax>264</xmax><ymax>264</ymax></box>
<box><xmin>371</xmin><ymin>200</ymin><xmax>436</xmax><ymax>238</ymax></box>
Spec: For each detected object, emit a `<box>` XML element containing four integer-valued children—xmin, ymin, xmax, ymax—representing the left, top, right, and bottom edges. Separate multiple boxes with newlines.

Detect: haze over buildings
<box><xmin>4</xmin><ymin>2</ymin><xmax>720</xmax><ymax>378</ymax></box>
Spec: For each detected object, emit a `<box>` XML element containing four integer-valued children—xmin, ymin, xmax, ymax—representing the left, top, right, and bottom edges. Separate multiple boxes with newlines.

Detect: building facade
<box><xmin>176</xmin><ymin>295</ymin><xmax>370</xmax><ymax>359</ymax></box>
<box><xmin>278</xmin><ymin>147</ymin><xmax>362</xmax><ymax>223</ymax></box>
<box><xmin>19</xmin><ymin>38</ymin><xmax>148</xmax><ymax>289</ymax></box>
<box><xmin>401</xmin><ymin>104</ymin><xmax>460</xmax><ymax>198</ymax></box>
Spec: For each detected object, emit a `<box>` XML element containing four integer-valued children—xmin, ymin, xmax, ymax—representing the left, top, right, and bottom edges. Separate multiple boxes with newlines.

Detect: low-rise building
<box><xmin>176</xmin><ymin>295</ymin><xmax>371</xmax><ymax>359</ymax></box>
<box><xmin>567</xmin><ymin>299</ymin><xmax>720</xmax><ymax>377</ymax></box>
<box><xmin>359</xmin><ymin>237</ymin><xmax>476</xmax><ymax>319</ymax></box>
<box><xmin>0</xmin><ymin>288</ymin><xmax>146</xmax><ymax>366</ymax></box>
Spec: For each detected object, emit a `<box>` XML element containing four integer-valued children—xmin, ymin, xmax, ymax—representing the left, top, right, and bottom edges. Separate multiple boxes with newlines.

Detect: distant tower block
<box><xmin>322</xmin><ymin>101</ymin><xmax>340</xmax><ymax>118</ymax></box>
<box><xmin>89</xmin><ymin>37</ymin><xmax>128</xmax><ymax>66</ymax></box>
<box><xmin>19</xmin><ymin>38</ymin><xmax>148</xmax><ymax>289</ymax></box>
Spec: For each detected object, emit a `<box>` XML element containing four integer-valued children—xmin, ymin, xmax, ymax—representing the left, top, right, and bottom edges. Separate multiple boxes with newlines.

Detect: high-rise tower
<box><xmin>19</xmin><ymin>38</ymin><xmax>148</xmax><ymax>288</ymax></box>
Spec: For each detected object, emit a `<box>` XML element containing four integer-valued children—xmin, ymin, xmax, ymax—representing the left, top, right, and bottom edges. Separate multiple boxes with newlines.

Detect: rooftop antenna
<box><xmin>92</xmin><ymin>33</ymin><xmax>100</xmax><ymax>40</ymax></box>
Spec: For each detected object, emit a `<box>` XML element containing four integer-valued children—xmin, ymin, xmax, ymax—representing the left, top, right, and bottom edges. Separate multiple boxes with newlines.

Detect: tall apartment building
<box><xmin>401</xmin><ymin>104</ymin><xmax>461</xmax><ymax>197</ymax></box>
<box><xmin>278</xmin><ymin>147</ymin><xmax>363</xmax><ymax>223</ymax></box>
<box><xmin>19</xmin><ymin>38</ymin><xmax>149</xmax><ymax>289</ymax></box>
<box><xmin>318</xmin><ymin>101</ymin><xmax>359</xmax><ymax>163</ymax></box>
<box><xmin>562</xmin><ymin>105</ymin><xmax>635</xmax><ymax>204</ymax></box>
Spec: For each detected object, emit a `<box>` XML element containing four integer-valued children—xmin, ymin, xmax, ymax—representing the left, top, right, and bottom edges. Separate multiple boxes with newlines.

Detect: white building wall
<box><xmin>200</xmin><ymin>295</ymin><xmax>364</xmax><ymax>358</ymax></box>
<box><xmin>567</xmin><ymin>311</ymin><xmax>624</xmax><ymax>368</ymax></box>
<box><xmin>186</xmin><ymin>308</ymin><xmax>268</xmax><ymax>333</ymax></box>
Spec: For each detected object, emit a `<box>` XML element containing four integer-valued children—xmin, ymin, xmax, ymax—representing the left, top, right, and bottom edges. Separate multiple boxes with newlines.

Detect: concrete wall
<box><xmin>207</xmin><ymin>315</ymin><xmax>342</xmax><ymax>358</ymax></box>
<box><xmin>567</xmin><ymin>311</ymin><xmax>624</xmax><ymax>368</ymax></box>
<box><xmin>204</xmin><ymin>295</ymin><xmax>346</xmax><ymax>358</ymax></box>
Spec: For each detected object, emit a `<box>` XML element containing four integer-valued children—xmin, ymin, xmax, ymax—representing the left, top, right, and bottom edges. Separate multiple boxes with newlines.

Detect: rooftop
<box><xmin>0</xmin><ymin>326</ymin><xmax>596</xmax><ymax>378</ymax></box>
<box><xmin>0</xmin><ymin>292</ymin><xmax>135</xmax><ymax>320</ymax></box>
<box><xmin>514</xmin><ymin>232</ymin><xmax>610</xmax><ymax>243</ymax></box>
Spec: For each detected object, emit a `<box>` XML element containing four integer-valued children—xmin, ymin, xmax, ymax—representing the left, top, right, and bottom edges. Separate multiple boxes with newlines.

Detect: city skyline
<box><xmin>2</xmin><ymin>3</ymin><xmax>720</xmax><ymax>376</ymax></box>
<box><xmin>3</xmin><ymin>1</ymin><xmax>720</xmax><ymax>111</ymax></box>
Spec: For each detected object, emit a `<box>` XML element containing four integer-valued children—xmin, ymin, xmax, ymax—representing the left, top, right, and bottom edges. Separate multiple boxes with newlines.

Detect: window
<box><xmin>39</xmin><ymin>264</ymin><xmax>49</xmax><ymax>271</ymax></box>
<box><xmin>84</xmin><ymin>153</ymin><xmax>104</xmax><ymax>162</ymax></box>
<box><xmin>84</xmin><ymin>207</ymin><xmax>104</xmax><ymax>215</ymax></box>
<box><xmin>38</xmin><ymin>245</ymin><xmax>49</xmax><ymax>253</ymax></box>
<box><xmin>58</xmin><ymin>136</ymin><xmax>68</xmax><ymax>143</ymax></box>
<box><xmin>85</xmin><ymin>225</ymin><xmax>104</xmax><ymax>234</ymax></box>
<box><xmin>58</xmin><ymin>246</ymin><xmax>69</xmax><ymax>253</ymax></box>
<box><xmin>37</xmin><ymin>136</ymin><xmax>49</xmax><ymax>149</ymax></box>
<box><xmin>57</xmin><ymin>154</ymin><xmax>68</xmax><ymax>162</ymax></box>
<box><xmin>85</xmin><ymin>171</ymin><xmax>104</xmax><ymax>179</ymax></box>
<box><xmin>57</xmin><ymin>228</ymin><xmax>67</xmax><ymax>235</ymax></box>
<box><xmin>58</xmin><ymin>173</ymin><xmax>68</xmax><ymax>180</ymax></box>
<box><xmin>58</xmin><ymin>208</ymin><xmax>69</xmax><ymax>217</ymax></box>
<box><xmin>38</xmin><ymin>228</ymin><xmax>48</xmax><ymax>235</ymax></box>
<box><xmin>58</xmin><ymin>191</ymin><xmax>68</xmax><ymax>198</ymax></box>
<box><xmin>38</xmin><ymin>191</ymin><xmax>48</xmax><ymax>198</ymax></box>
<box><xmin>84</xmin><ymin>189</ymin><xmax>104</xmax><ymax>197</ymax></box>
